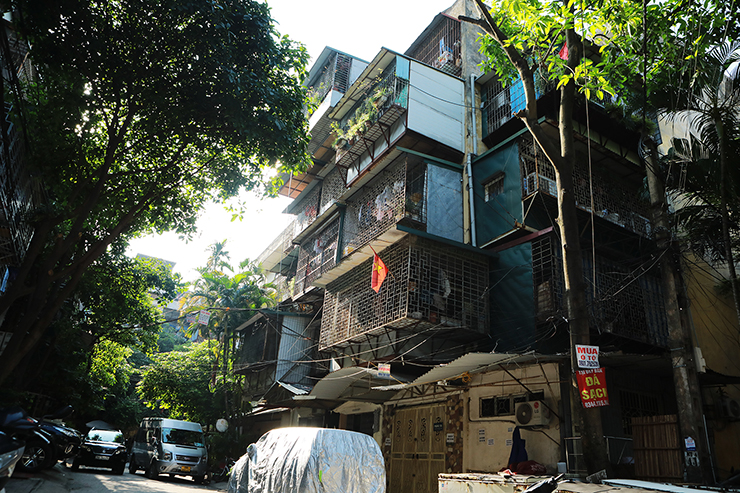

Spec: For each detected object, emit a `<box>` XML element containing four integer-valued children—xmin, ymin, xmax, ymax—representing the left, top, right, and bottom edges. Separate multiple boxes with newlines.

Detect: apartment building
<box><xmin>239</xmin><ymin>0</ymin><xmax>740</xmax><ymax>489</ymax></box>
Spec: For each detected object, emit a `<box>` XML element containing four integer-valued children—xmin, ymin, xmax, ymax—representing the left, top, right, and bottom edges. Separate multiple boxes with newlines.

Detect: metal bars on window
<box><xmin>406</xmin><ymin>16</ymin><xmax>462</xmax><ymax>77</ymax></box>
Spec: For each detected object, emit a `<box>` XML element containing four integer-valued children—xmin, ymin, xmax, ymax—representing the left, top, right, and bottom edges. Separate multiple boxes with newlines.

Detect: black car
<box><xmin>38</xmin><ymin>406</ymin><xmax>82</xmax><ymax>466</ymax></box>
<box><xmin>71</xmin><ymin>428</ymin><xmax>127</xmax><ymax>475</ymax></box>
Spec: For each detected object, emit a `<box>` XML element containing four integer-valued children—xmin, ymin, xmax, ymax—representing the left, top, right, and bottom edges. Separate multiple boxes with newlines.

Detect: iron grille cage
<box><xmin>482</xmin><ymin>70</ymin><xmax>553</xmax><ymax>135</ymax></box>
<box><xmin>531</xmin><ymin>233</ymin><xmax>668</xmax><ymax>347</ymax></box>
<box><xmin>406</xmin><ymin>15</ymin><xmax>462</xmax><ymax>77</ymax></box>
<box><xmin>0</xmin><ymin>104</ymin><xmax>37</xmax><ymax>266</ymax></box>
<box><xmin>342</xmin><ymin>156</ymin><xmax>408</xmax><ymax>257</ymax></box>
<box><xmin>404</xmin><ymin>157</ymin><xmax>427</xmax><ymax>225</ymax></box>
<box><xmin>307</xmin><ymin>52</ymin><xmax>336</xmax><ymax>114</ymax></box>
<box><xmin>334</xmin><ymin>54</ymin><xmax>352</xmax><ymax>93</ymax></box>
<box><xmin>320</xmin><ymin>235</ymin><xmax>490</xmax><ymax>350</ymax></box>
<box><xmin>518</xmin><ymin>135</ymin><xmax>651</xmax><ymax>237</ymax></box>
<box><xmin>306</xmin><ymin>53</ymin><xmax>353</xmax><ymax>112</ymax></box>
<box><xmin>482</xmin><ymin>78</ymin><xmax>512</xmax><ymax>135</ymax></box>
<box><xmin>294</xmin><ymin>185</ymin><xmax>321</xmax><ymax>235</ymax></box>
<box><xmin>319</xmin><ymin>167</ymin><xmax>347</xmax><ymax>215</ymax></box>
<box><xmin>294</xmin><ymin>215</ymin><xmax>340</xmax><ymax>295</ymax></box>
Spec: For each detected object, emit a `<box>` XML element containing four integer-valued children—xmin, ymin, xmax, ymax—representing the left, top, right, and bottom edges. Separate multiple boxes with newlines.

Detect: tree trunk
<box><xmin>714</xmin><ymin>115</ymin><xmax>740</xmax><ymax>327</ymax></box>
<box><xmin>470</xmin><ymin>0</ymin><xmax>610</xmax><ymax>476</ymax></box>
<box><xmin>644</xmin><ymin>137</ymin><xmax>709</xmax><ymax>483</ymax></box>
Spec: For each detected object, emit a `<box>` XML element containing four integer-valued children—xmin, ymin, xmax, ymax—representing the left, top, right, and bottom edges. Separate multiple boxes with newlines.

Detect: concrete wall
<box><xmin>462</xmin><ymin>363</ymin><xmax>562</xmax><ymax>473</ymax></box>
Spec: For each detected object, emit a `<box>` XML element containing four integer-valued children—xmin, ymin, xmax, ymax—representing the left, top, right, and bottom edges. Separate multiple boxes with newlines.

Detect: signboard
<box><xmin>575</xmin><ymin>344</ymin><xmax>600</xmax><ymax>369</ymax></box>
<box><xmin>433</xmin><ymin>422</ymin><xmax>444</xmax><ymax>432</ymax></box>
<box><xmin>577</xmin><ymin>368</ymin><xmax>609</xmax><ymax>408</ymax></box>
<box><xmin>198</xmin><ymin>310</ymin><xmax>211</xmax><ymax>325</ymax></box>
<box><xmin>186</xmin><ymin>312</ymin><xmax>196</xmax><ymax>324</ymax></box>
<box><xmin>446</xmin><ymin>433</ymin><xmax>455</xmax><ymax>444</ymax></box>
<box><xmin>378</xmin><ymin>363</ymin><xmax>391</xmax><ymax>378</ymax></box>
<box><xmin>478</xmin><ymin>429</ymin><xmax>486</xmax><ymax>443</ymax></box>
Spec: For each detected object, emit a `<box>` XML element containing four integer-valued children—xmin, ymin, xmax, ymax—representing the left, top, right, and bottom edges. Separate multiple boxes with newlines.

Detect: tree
<box><xmin>0</xmin><ymin>0</ymin><xmax>311</xmax><ymax>385</ymax></box>
<box><xmin>660</xmin><ymin>41</ymin><xmax>740</xmax><ymax>325</ymax></box>
<box><xmin>180</xmin><ymin>250</ymin><xmax>277</xmax><ymax>416</ymax></box>
<box><xmin>465</xmin><ymin>0</ymin><xmax>727</xmax><ymax>478</ymax></box>
<box><xmin>137</xmin><ymin>341</ymin><xmax>223</xmax><ymax>424</ymax></box>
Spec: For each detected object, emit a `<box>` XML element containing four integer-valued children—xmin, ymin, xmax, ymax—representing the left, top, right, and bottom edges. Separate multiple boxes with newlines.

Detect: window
<box><xmin>480</xmin><ymin>391</ymin><xmax>545</xmax><ymax>418</ymax></box>
<box><xmin>483</xmin><ymin>172</ymin><xmax>505</xmax><ymax>201</ymax></box>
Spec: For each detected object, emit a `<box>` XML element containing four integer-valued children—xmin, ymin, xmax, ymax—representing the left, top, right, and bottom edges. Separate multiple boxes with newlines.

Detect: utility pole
<box><xmin>644</xmin><ymin>137</ymin><xmax>710</xmax><ymax>483</ymax></box>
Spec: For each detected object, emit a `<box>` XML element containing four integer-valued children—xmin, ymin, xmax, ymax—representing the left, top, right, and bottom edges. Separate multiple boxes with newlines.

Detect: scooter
<box><xmin>0</xmin><ymin>406</ymin><xmax>54</xmax><ymax>473</ymax></box>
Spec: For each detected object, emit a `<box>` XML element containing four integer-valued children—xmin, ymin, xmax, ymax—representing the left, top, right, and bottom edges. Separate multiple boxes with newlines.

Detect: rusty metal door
<box><xmin>632</xmin><ymin>414</ymin><xmax>683</xmax><ymax>482</ymax></box>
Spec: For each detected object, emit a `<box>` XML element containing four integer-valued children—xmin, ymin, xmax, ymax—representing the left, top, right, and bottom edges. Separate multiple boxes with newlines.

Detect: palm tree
<box><xmin>661</xmin><ymin>40</ymin><xmax>740</xmax><ymax>325</ymax></box>
<box><xmin>180</xmin><ymin>247</ymin><xmax>277</xmax><ymax>416</ymax></box>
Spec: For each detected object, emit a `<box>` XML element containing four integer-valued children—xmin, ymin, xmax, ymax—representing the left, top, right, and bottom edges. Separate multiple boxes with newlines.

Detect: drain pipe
<box><xmin>467</xmin><ymin>74</ymin><xmax>478</xmax><ymax>247</ymax></box>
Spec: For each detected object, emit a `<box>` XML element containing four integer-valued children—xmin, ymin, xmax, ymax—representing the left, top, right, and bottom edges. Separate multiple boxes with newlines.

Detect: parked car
<box><xmin>37</xmin><ymin>406</ymin><xmax>82</xmax><ymax>466</ymax></box>
<box><xmin>0</xmin><ymin>430</ymin><xmax>25</xmax><ymax>491</ymax></box>
<box><xmin>129</xmin><ymin>417</ymin><xmax>207</xmax><ymax>483</ymax></box>
<box><xmin>227</xmin><ymin>427</ymin><xmax>385</xmax><ymax>493</ymax></box>
<box><xmin>70</xmin><ymin>428</ymin><xmax>127</xmax><ymax>475</ymax></box>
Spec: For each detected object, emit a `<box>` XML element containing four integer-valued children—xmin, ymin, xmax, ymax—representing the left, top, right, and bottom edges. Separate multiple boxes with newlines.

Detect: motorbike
<box><xmin>211</xmin><ymin>457</ymin><xmax>235</xmax><ymax>483</ymax></box>
<box><xmin>0</xmin><ymin>406</ymin><xmax>54</xmax><ymax>473</ymax></box>
<box><xmin>0</xmin><ymin>430</ymin><xmax>25</xmax><ymax>491</ymax></box>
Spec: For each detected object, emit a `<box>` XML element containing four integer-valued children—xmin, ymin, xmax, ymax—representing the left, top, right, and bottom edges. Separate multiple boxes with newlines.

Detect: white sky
<box><xmin>127</xmin><ymin>0</ymin><xmax>457</xmax><ymax>283</ymax></box>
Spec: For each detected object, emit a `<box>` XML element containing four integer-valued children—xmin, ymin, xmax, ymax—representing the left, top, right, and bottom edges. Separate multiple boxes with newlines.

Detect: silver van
<box><xmin>129</xmin><ymin>417</ymin><xmax>207</xmax><ymax>483</ymax></box>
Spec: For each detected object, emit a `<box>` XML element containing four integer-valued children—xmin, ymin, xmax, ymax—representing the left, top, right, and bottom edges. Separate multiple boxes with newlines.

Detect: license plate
<box><xmin>180</xmin><ymin>466</ymin><xmax>191</xmax><ymax>472</ymax></box>
<box><xmin>95</xmin><ymin>455</ymin><xmax>109</xmax><ymax>461</ymax></box>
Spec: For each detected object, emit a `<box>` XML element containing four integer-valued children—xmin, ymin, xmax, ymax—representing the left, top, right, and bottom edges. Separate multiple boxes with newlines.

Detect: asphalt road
<box><xmin>4</xmin><ymin>463</ymin><xmax>229</xmax><ymax>493</ymax></box>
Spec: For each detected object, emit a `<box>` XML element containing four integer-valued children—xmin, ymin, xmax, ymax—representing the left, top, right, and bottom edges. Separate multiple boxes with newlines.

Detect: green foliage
<box><xmin>90</xmin><ymin>340</ymin><xmax>134</xmax><ymax>389</ymax></box>
<box><xmin>331</xmin><ymin>86</ymin><xmax>391</xmax><ymax>148</ymax></box>
<box><xmin>137</xmin><ymin>341</ymin><xmax>223</xmax><ymax>424</ymax></box>
<box><xmin>0</xmin><ymin>0</ymin><xmax>313</xmax><ymax>383</ymax></box>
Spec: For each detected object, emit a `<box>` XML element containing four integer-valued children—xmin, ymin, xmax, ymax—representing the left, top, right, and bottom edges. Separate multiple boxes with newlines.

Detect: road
<box><xmin>4</xmin><ymin>463</ymin><xmax>229</xmax><ymax>493</ymax></box>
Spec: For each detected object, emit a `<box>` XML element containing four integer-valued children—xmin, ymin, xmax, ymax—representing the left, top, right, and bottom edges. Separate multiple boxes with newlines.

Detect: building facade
<box><xmin>240</xmin><ymin>0</ymin><xmax>740</xmax><ymax>489</ymax></box>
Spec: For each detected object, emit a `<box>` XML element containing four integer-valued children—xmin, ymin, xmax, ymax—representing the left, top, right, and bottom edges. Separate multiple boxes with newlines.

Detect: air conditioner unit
<box><xmin>515</xmin><ymin>401</ymin><xmax>551</xmax><ymax>427</ymax></box>
<box><xmin>720</xmin><ymin>397</ymin><xmax>740</xmax><ymax>420</ymax></box>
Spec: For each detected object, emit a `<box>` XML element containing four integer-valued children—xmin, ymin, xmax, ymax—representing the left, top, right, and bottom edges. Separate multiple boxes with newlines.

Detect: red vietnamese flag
<box><xmin>558</xmin><ymin>43</ymin><xmax>569</xmax><ymax>60</ymax></box>
<box><xmin>371</xmin><ymin>252</ymin><xmax>388</xmax><ymax>293</ymax></box>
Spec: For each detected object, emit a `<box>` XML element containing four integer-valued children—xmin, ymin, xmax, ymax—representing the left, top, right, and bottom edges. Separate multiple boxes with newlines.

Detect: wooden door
<box><xmin>389</xmin><ymin>404</ymin><xmax>447</xmax><ymax>493</ymax></box>
<box><xmin>632</xmin><ymin>414</ymin><xmax>682</xmax><ymax>482</ymax></box>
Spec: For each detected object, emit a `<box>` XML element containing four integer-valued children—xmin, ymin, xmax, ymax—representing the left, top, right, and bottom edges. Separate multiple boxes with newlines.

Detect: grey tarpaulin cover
<box><xmin>227</xmin><ymin>427</ymin><xmax>386</xmax><ymax>493</ymax></box>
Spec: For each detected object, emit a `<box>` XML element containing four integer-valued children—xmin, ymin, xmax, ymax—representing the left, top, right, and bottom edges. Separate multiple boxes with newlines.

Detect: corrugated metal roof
<box><xmin>372</xmin><ymin>352</ymin><xmax>529</xmax><ymax>391</ymax></box>
<box><xmin>307</xmin><ymin>367</ymin><xmax>398</xmax><ymax>401</ymax></box>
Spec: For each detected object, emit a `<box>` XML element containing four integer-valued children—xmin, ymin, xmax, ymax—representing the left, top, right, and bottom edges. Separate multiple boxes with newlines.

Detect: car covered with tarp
<box><xmin>227</xmin><ymin>427</ymin><xmax>385</xmax><ymax>493</ymax></box>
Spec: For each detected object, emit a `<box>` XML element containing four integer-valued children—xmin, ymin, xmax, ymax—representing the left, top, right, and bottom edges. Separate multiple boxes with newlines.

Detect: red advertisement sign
<box><xmin>577</xmin><ymin>368</ymin><xmax>609</xmax><ymax>408</ymax></box>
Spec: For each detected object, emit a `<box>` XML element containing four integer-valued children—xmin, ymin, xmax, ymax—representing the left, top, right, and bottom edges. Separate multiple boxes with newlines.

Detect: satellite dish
<box><xmin>216</xmin><ymin>418</ymin><xmax>229</xmax><ymax>432</ymax></box>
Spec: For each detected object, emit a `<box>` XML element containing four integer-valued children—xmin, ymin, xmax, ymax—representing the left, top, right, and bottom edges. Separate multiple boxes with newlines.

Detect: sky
<box><xmin>127</xmin><ymin>0</ymin><xmax>458</xmax><ymax>282</ymax></box>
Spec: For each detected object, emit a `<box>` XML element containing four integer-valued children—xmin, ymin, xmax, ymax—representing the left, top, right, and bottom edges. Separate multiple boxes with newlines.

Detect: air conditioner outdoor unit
<box><xmin>721</xmin><ymin>397</ymin><xmax>740</xmax><ymax>420</ymax></box>
<box><xmin>515</xmin><ymin>401</ymin><xmax>551</xmax><ymax>427</ymax></box>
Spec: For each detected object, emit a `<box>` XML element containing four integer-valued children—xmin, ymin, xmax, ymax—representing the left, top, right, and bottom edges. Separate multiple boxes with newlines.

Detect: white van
<box><xmin>129</xmin><ymin>417</ymin><xmax>207</xmax><ymax>483</ymax></box>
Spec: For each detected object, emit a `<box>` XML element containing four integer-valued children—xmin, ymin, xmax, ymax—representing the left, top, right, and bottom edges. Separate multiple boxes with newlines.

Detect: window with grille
<box><xmin>483</xmin><ymin>172</ymin><xmax>505</xmax><ymax>202</ymax></box>
<box><xmin>619</xmin><ymin>389</ymin><xmax>660</xmax><ymax>435</ymax></box>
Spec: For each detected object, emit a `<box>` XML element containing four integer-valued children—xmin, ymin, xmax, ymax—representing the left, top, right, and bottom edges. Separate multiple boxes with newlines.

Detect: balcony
<box><xmin>518</xmin><ymin>135</ymin><xmax>652</xmax><ymax>237</ymax></box>
<box><xmin>329</xmin><ymin>49</ymin><xmax>465</xmax><ymax>186</ymax></box>
<box><xmin>291</xmin><ymin>152</ymin><xmax>464</xmax><ymax>298</ymax></box>
<box><xmin>319</xmin><ymin>235</ymin><xmax>490</xmax><ymax>350</ymax></box>
<box><xmin>306</xmin><ymin>48</ymin><xmax>368</xmax><ymax>158</ymax></box>
<box><xmin>255</xmin><ymin>220</ymin><xmax>298</xmax><ymax>275</ymax></box>
<box><xmin>531</xmin><ymin>232</ymin><xmax>668</xmax><ymax>347</ymax></box>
